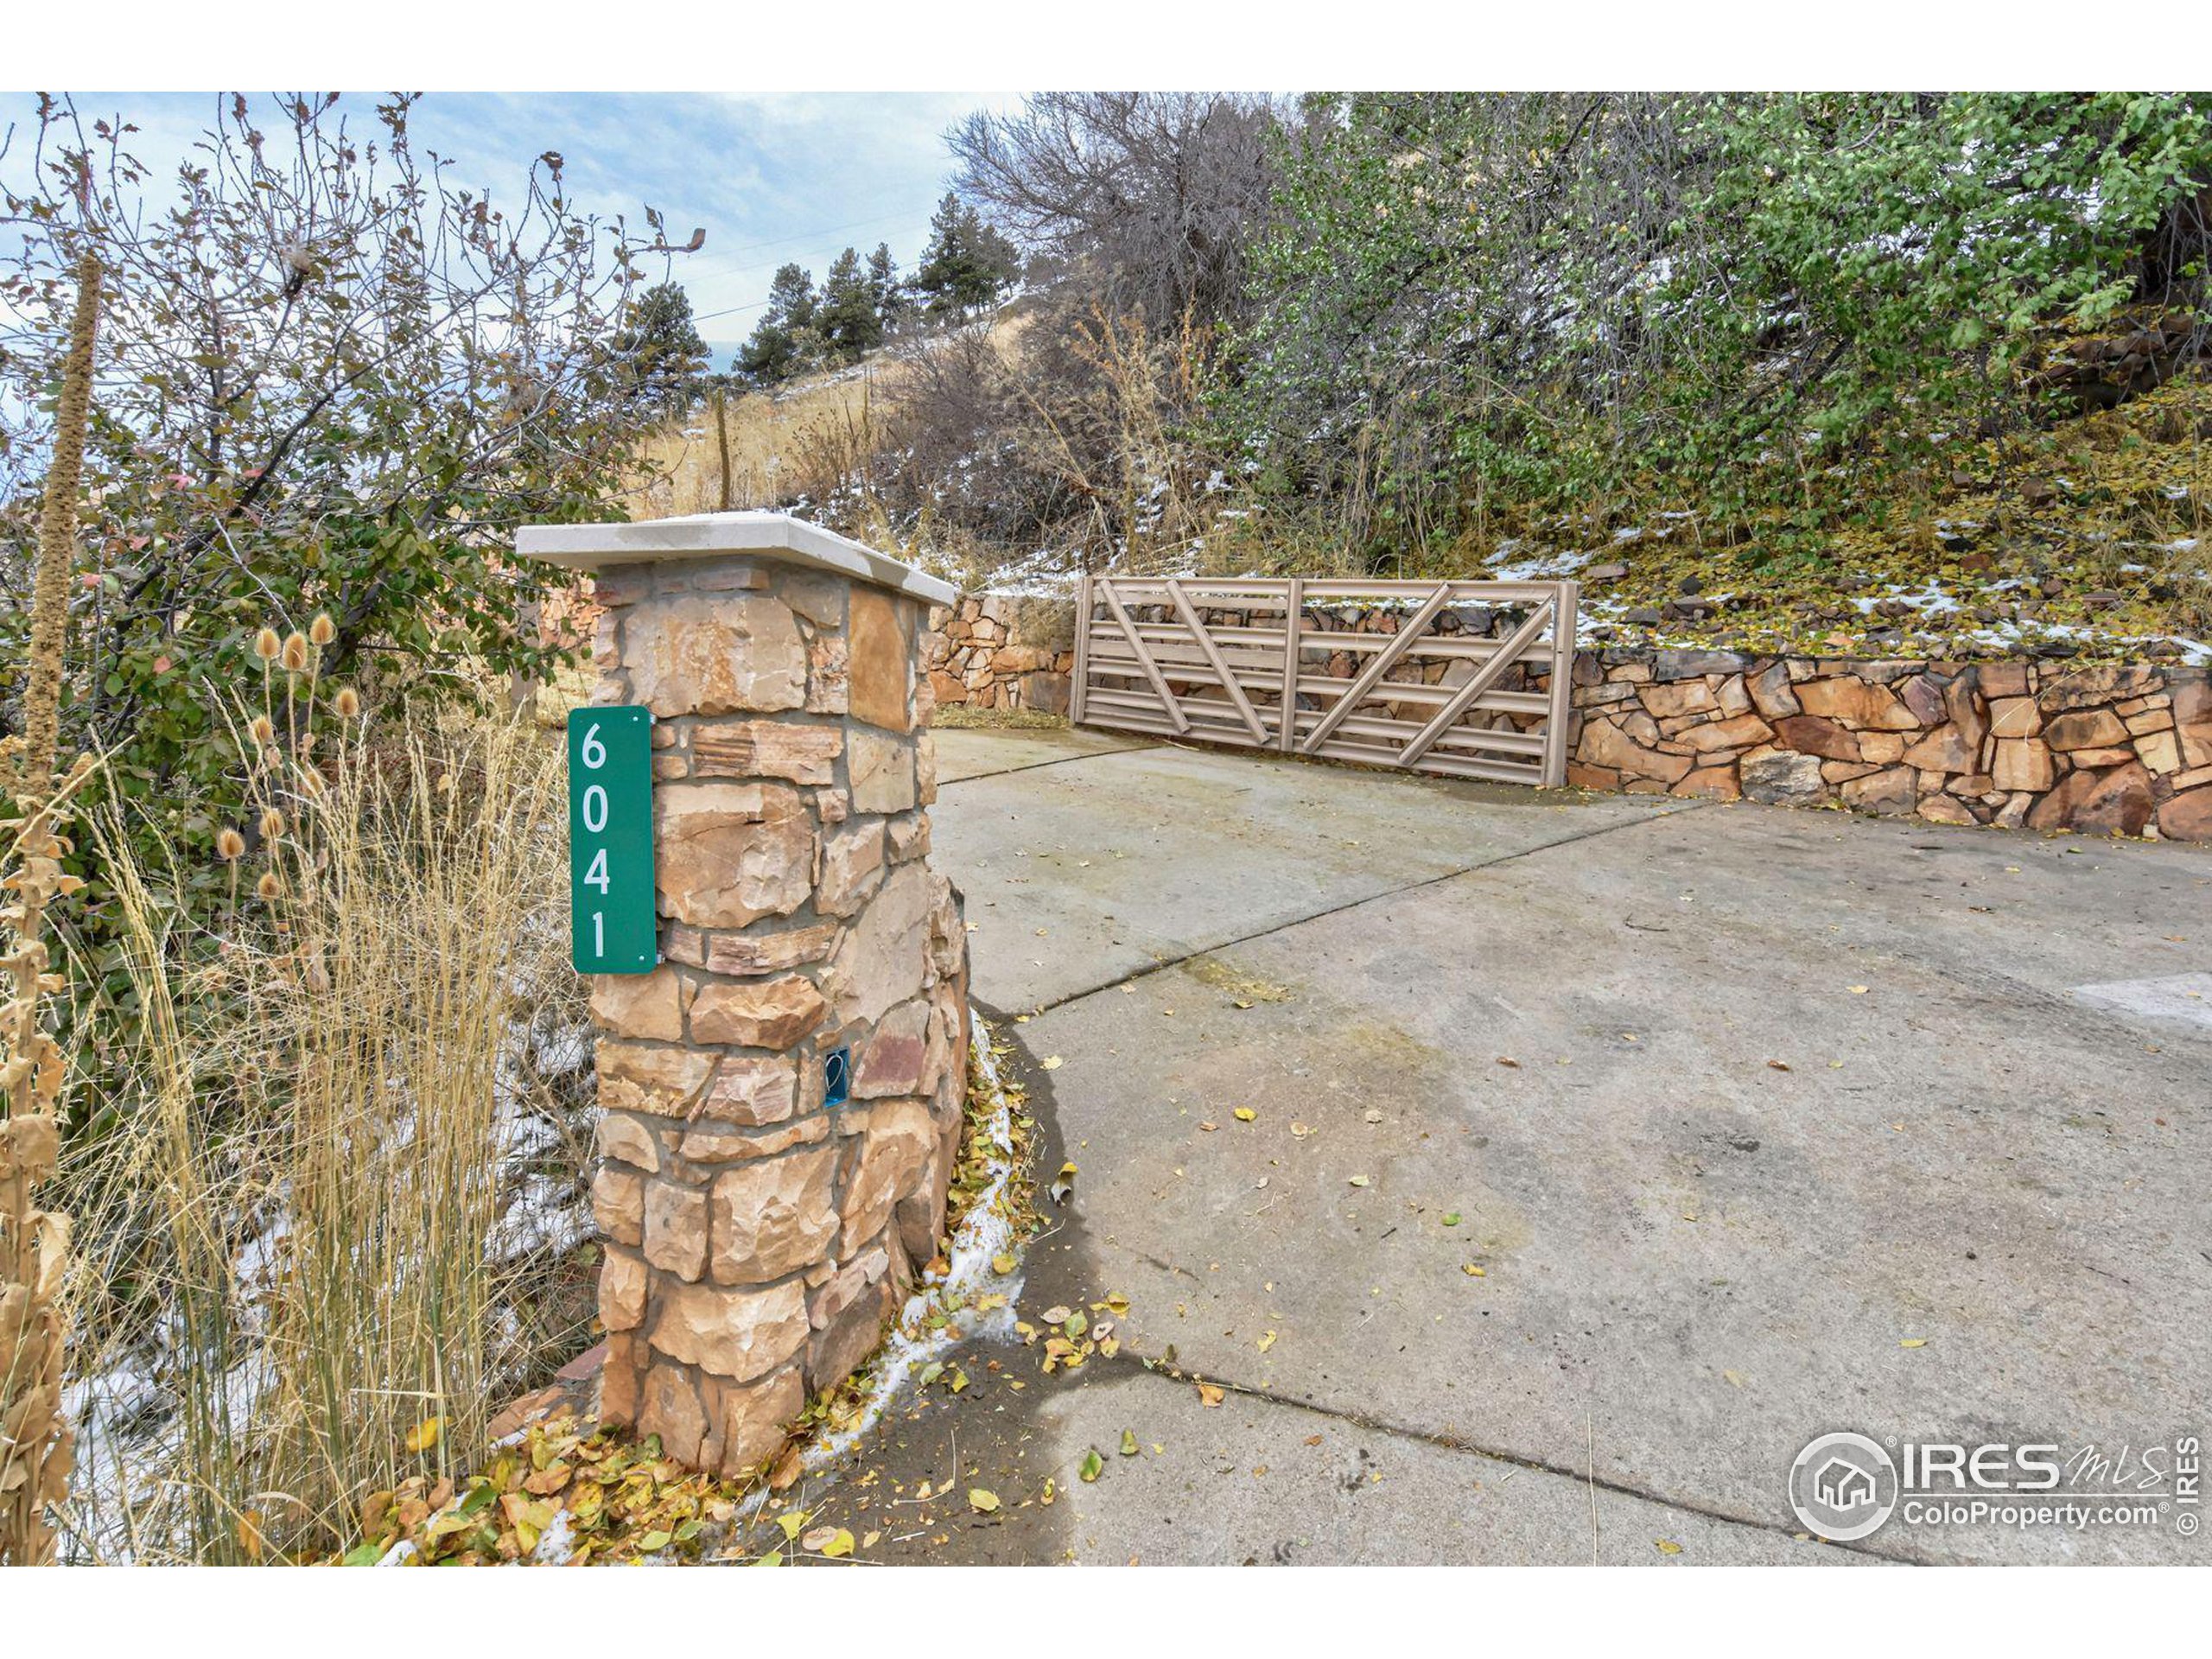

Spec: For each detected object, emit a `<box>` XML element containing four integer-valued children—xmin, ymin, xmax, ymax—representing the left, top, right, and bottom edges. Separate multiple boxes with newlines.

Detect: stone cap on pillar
<box><xmin>517</xmin><ymin>511</ymin><xmax>960</xmax><ymax>608</ymax></box>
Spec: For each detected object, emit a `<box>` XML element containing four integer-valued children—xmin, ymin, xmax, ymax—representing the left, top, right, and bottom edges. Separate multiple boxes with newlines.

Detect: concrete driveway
<box><xmin>779</xmin><ymin>724</ymin><xmax>2210</xmax><ymax>1566</ymax></box>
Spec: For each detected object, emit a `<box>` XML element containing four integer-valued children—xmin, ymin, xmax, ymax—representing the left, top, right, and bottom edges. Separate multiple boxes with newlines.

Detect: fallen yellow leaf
<box><xmin>969</xmin><ymin>1488</ymin><xmax>1001</xmax><ymax>1513</ymax></box>
<box><xmin>1234</xmin><ymin>1107</ymin><xmax>1257</xmax><ymax>1123</ymax></box>
<box><xmin>1196</xmin><ymin>1382</ymin><xmax>1225</xmax><ymax>1408</ymax></box>
<box><xmin>1900</xmin><ymin>1338</ymin><xmax>1928</xmax><ymax>1349</ymax></box>
<box><xmin>404</xmin><ymin>1415</ymin><xmax>444</xmax><ymax>1453</ymax></box>
<box><xmin>1041</xmin><ymin>1056</ymin><xmax>1063</xmax><ymax>1070</ymax></box>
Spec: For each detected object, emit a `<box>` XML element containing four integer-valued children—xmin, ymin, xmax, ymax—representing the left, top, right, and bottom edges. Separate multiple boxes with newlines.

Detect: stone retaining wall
<box><xmin>1570</xmin><ymin>650</ymin><xmax>2209</xmax><ymax>839</ymax></box>
<box><xmin>966</xmin><ymin>587</ymin><xmax>2209</xmax><ymax>840</ymax></box>
<box><xmin>924</xmin><ymin>593</ymin><xmax>1077</xmax><ymax>715</ymax></box>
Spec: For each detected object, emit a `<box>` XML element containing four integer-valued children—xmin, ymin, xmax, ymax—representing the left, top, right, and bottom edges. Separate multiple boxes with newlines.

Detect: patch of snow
<box><xmin>802</xmin><ymin>1011</ymin><xmax>1023</xmax><ymax>1471</ymax></box>
<box><xmin>1485</xmin><ymin>544</ymin><xmax>1592</xmax><ymax>582</ymax></box>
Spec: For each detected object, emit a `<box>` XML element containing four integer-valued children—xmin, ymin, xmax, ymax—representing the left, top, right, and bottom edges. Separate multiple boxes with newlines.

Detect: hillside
<box><xmin>623</xmin><ymin>340</ymin><xmax>2209</xmax><ymax>667</ymax></box>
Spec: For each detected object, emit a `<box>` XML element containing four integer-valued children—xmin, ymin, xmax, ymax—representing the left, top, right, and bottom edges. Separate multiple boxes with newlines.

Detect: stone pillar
<box><xmin>518</xmin><ymin>514</ymin><xmax>970</xmax><ymax>1477</ymax></box>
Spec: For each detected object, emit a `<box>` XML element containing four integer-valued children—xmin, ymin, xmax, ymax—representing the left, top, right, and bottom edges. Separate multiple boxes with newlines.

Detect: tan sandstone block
<box><xmin>808</xmin><ymin>1246</ymin><xmax>890</xmax><ymax>1332</ymax></box>
<box><xmin>826</xmin><ymin>863</ymin><xmax>933</xmax><ymax>1026</ymax></box>
<box><xmin>1902</xmin><ymin>723</ymin><xmax>1974</xmax><ymax>773</ymax></box>
<box><xmin>590</xmin><ymin>1163</ymin><xmax>645</xmax><ymax>1247</ymax></box>
<box><xmin>1840</xmin><ymin>766</ymin><xmax>1918</xmax><ymax>817</ymax></box>
<box><xmin>1795</xmin><ymin>677</ymin><xmax>1919</xmax><ymax>730</ymax></box>
<box><xmin>2134</xmin><ymin>728</ymin><xmax>2182</xmax><ymax>774</ymax></box>
<box><xmin>807</xmin><ymin>1275</ymin><xmax>896</xmax><ymax>1393</ymax></box>
<box><xmin>649</xmin><ymin>1279</ymin><xmax>810</xmax><ymax>1382</ymax></box>
<box><xmin>887</xmin><ymin>810</ymin><xmax>931</xmax><ymax>863</ymax></box>
<box><xmin>641</xmin><ymin>1363</ymin><xmax>709</xmax><ymax>1465</ymax></box>
<box><xmin>1987</xmin><ymin>696</ymin><xmax>2042</xmax><ymax>738</ymax></box>
<box><xmin>1637</xmin><ymin>680</ymin><xmax>1719</xmax><ymax>720</ymax></box>
<box><xmin>1679</xmin><ymin>713</ymin><xmax>1772</xmax><ymax>753</ymax></box>
<box><xmin>2177</xmin><ymin>678</ymin><xmax>2212</xmax><ymax>767</ymax></box>
<box><xmin>594</xmin><ymin>1111</ymin><xmax>661</xmax><ymax>1174</ymax></box>
<box><xmin>700</xmin><ymin>1365</ymin><xmax>806</xmax><ymax>1478</ymax></box>
<box><xmin>690</xmin><ymin>976</ymin><xmax>827</xmax><ymax>1049</ymax></box>
<box><xmin>927</xmin><ymin>873</ymin><xmax>967</xmax><ymax>983</ymax></box>
<box><xmin>696</xmin><ymin>1054</ymin><xmax>800</xmax><ymax>1127</ymax></box>
<box><xmin>837</xmin><ymin>1097</ymin><xmax>938</xmax><ymax>1256</ymax></box>
<box><xmin>2044</xmin><ymin>708</ymin><xmax>2128</xmax><ymax>752</ymax></box>
<box><xmin>701</xmin><ymin>920</ymin><xmax>842</xmax><ymax>978</ymax></box>
<box><xmin>806</xmin><ymin>633</ymin><xmax>849</xmax><ymax>715</ymax></box>
<box><xmin>598</xmin><ymin>1042</ymin><xmax>717</xmax><ymax>1118</ymax></box>
<box><xmin>655</xmin><ymin>781</ymin><xmax>815</xmax><ymax>929</ymax></box>
<box><xmin>709</xmin><ymin>1145</ymin><xmax>840</xmax><ymax>1284</ymax></box>
<box><xmin>817</xmin><ymin>819</ymin><xmax>887</xmax><ymax>918</ymax></box>
<box><xmin>692</xmin><ymin>721</ymin><xmax>843</xmax><ymax>785</ymax></box>
<box><xmin>779</xmin><ymin>572</ymin><xmax>844</xmax><ymax>625</ymax></box>
<box><xmin>854</xmin><ymin>998</ymin><xmax>931</xmax><ymax>1096</ymax></box>
<box><xmin>1993</xmin><ymin>737</ymin><xmax>2056</xmax><ymax>792</ymax></box>
<box><xmin>1915</xmin><ymin>793</ymin><xmax>1975</xmax><ymax>826</ymax></box>
<box><xmin>849</xmin><ymin>587</ymin><xmax>914</xmax><ymax>732</ymax></box>
<box><xmin>643</xmin><ymin>1180</ymin><xmax>709</xmax><ymax>1281</ymax></box>
<box><xmin>1670</xmin><ymin>764</ymin><xmax>1742</xmax><ymax>801</ymax></box>
<box><xmin>600</xmin><ymin>1247</ymin><xmax>648</xmax><ymax>1332</ymax></box>
<box><xmin>599</xmin><ymin>1332</ymin><xmax>644</xmax><ymax>1427</ymax></box>
<box><xmin>590</xmin><ymin>967</ymin><xmax>687</xmax><ymax>1042</ymax></box>
<box><xmin>849</xmin><ymin>729</ymin><xmax>918</xmax><ymax>814</ymax></box>
<box><xmin>677</xmin><ymin>1116</ymin><xmax>830</xmax><ymax>1166</ymax></box>
<box><xmin>626</xmin><ymin>592</ymin><xmax>805</xmax><ymax>715</ymax></box>
<box><xmin>1579</xmin><ymin>715</ymin><xmax>1694</xmax><ymax>784</ymax></box>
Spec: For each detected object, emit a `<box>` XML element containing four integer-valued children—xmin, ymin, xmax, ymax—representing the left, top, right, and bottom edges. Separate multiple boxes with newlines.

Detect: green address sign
<box><xmin>568</xmin><ymin>706</ymin><xmax>658</xmax><ymax>975</ymax></box>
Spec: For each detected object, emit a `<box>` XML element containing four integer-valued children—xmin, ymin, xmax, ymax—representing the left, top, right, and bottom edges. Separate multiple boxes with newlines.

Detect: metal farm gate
<box><xmin>1071</xmin><ymin>576</ymin><xmax>1580</xmax><ymax>788</ymax></box>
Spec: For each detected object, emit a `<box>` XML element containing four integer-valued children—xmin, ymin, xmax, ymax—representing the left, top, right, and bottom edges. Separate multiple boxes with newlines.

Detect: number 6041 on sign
<box><xmin>567</xmin><ymin>705</ymin><xmax>657</xmax><ymax>975</ymax></box>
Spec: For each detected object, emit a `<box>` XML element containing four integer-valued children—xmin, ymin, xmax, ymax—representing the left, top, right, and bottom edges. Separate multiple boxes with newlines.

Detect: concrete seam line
<box><xmin>1017</xmin><ymin>801</ymin><xmax>1709</xmax><ymax>1018</ymax></box>
<box><xmin>1094</xmin><ymin>1351</ymin><xmax>1907</xmax><ymax>1565</ymax></box>
<box><xmin>935</xmin><ymin>742</ymin><xmax>1156</xmax><ymax>787</ymax></box>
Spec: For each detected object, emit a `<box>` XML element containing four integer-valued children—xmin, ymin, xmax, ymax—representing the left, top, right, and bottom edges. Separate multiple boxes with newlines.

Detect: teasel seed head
<box><xmin>250</xmin><ymin>714</ymin><xmax>276</xmax><ymax>744</ymax></box>
<box><xmin>216</xmin><ymin>828</ymin><xmax>246</xmax><ymax>861</ymax></box>
<box><xmin>332</xmin><ymin>685</ymin><xmax>361</xmax><ymax>720</ymax></box>
<box><xmin>259</xmin><ymin>806</ymin><xmax>286</xmax><ymax>839</ymax></box>
<box><xmin>308</xmin><ymin>612</ymin><xmax>336</xmax><ymax>646</ymax></box>
<box><xmin>253</xmin><ymin>626</ymin><xmax>283</xmax><ymax>662</ymax></box>
<box><xmin>256</xmin><ymin>870</ymin><xmax>283</xmax><ymax>901</ymax></box>
<box><xmin>281</xmin><ymin>632</ymin><xmax>310</xmax><ymax>673</ymax></box>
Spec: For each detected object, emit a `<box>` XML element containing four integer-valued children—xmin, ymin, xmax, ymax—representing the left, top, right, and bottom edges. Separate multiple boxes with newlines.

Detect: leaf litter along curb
<box><xmin>340</xmin><ymin>1013</ymin><xmax>1041</xmax><ymax>1567</ymax></box>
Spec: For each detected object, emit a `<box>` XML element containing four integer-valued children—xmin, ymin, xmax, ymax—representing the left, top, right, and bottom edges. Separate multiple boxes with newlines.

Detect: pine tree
<box><xmin>912</xmin><ymin>192</ymin><xmax>1020</xmax><ymax>321</ymax></box>
<box><xmin>867</xmin><ymin>241</ymin><xmax>907</xmax><ymax>332</ymax></box>
<box><xmin>612</xmin><ymin>280</ymin><xmax>710</xmax><ymax>416</ymax></box>
<box><xmin>819</xmin><ymin>245</ymin><xmax>885</xmax><ymax>362</ymax></box>
<box><xmin>736</xmin><ymin>262</ymin><xmax>819</xmax><ymax>385</ymax></box>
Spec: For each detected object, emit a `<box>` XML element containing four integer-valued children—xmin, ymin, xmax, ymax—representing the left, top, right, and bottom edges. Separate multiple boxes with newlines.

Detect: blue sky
<box><xmin>39</xmin><ymin>92</ymin><xmax>1017</xmax><ymax>365</ymax></box>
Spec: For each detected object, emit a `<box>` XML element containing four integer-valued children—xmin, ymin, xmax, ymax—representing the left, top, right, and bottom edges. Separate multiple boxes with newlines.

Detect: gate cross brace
<box><xmin>1099</xmin><ymin>579</ymin><xmax>1191</xmax><ymax>734</ymax></box>
<box><xmin>1297</xmin><ymin>583</ymin><xmax>1452</xmax><ymax>755</ymax></box>
<box><xmin>1165</xmin><ymin>578</ymin><xmax>1268</xmax><ymax>744</ymax></box>
<box><xmin>1395</xmin><ymin>597</ymin><xmax>1555</xmax><ymax>767</ymax></box>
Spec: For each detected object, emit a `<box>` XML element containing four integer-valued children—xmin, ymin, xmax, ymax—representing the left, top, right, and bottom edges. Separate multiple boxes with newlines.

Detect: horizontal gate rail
<box><xmin>1072</xmin><ymin>575</ymin><xmax>1579</xmax><ymax>788</ymax></box>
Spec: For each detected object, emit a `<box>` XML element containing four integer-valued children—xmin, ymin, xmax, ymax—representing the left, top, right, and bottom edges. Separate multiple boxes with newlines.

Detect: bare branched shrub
<box><xmin>948</xmin><ymin>92</ymin><xmax>1286</xmax><ymax>331</ymax></box>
